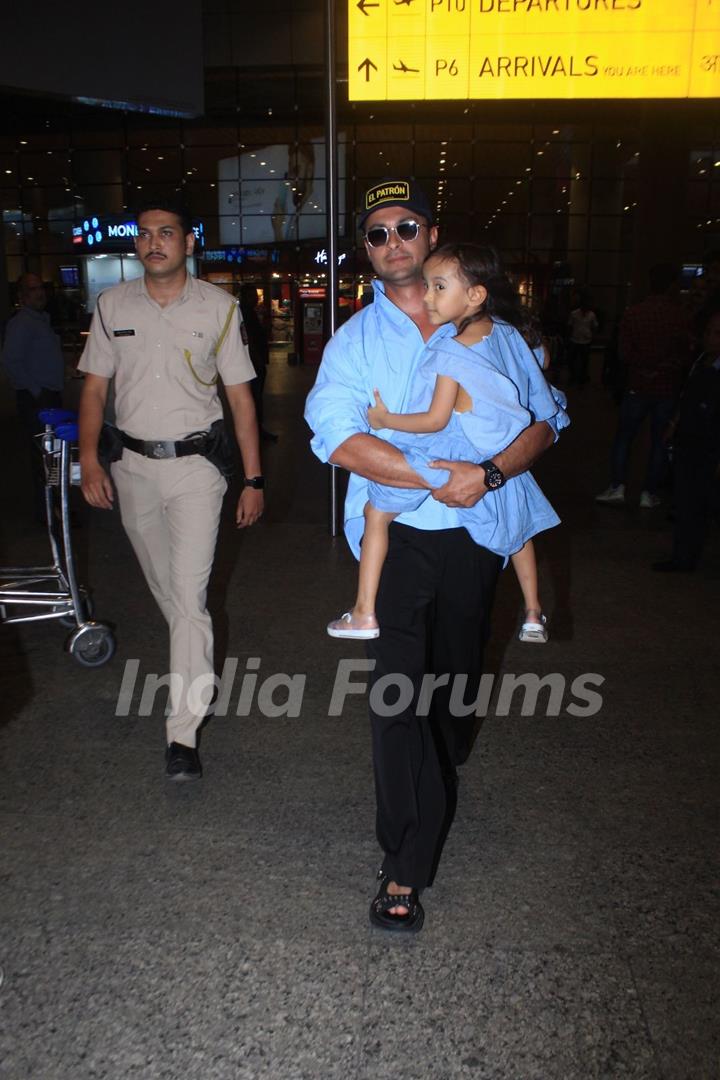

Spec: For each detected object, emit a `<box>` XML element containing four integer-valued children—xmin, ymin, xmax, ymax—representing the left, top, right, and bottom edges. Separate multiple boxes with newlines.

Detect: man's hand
<box><xmin>429</xmin><ymin>459</ymin><xmax>487</xmax><ymax>508</ymax></box>
<box><xmin>367</xmin><ymin>389</ymin><xmax>390</xmax><ymax>431</ymax></box>
<box><xmin>236</xmin><ymin>488</ymin><xmax>264</xmax><ymax>528</ymax></box>
<box><xmin>80</xmin><ymin>459</ymin><xmax>114</xmax><ymax>510</ymax></box>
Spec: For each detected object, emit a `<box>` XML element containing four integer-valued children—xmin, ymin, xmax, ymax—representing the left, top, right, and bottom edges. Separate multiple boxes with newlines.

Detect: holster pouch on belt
<box><xmin>201</xmin><ymin>419</ymin><xmax>236</xmax><ymax>479</ymax></box>
<box><xmin>98</xmin><ymin>423</ymin><xmax>124</xmax><ymax>468</ymax></box>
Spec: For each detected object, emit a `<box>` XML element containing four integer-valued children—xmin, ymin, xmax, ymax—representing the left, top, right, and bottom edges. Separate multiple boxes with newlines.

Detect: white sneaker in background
<box><xmin>639</xmin><ymin>491</ymin><xmax>661</xmax><ymax>509</ymax></box>
<box><xmin>595</xmin><ymin>484</ymin><xmax>626</xmax><ymax>504</ymax></box>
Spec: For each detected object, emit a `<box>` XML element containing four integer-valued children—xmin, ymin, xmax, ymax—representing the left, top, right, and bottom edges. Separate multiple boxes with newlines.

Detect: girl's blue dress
<box><xmin>367</xmin><ymin>321</ymin><xmax>567</xmax><ymax>557</ymax></box>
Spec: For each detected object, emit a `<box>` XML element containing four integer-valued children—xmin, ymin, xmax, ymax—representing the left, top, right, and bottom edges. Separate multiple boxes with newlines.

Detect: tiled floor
<box><xmin>1</xmin><ymin>358</ymin><xmax>718</xmax><ymax>1079</ymax></box>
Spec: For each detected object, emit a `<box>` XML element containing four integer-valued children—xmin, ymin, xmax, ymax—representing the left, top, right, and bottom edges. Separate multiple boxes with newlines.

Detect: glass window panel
<box><xmin>473</xmin><ymin>142</ymin><xmax>531</xmax><ymax>177</ymax></box>
<box><xmin>126</xmin><ymin>118</ymin><xmax>183</xmax><ymax>148</ymax></box>
<box><xmin>355</xmin><ymin>142</ymin><xmax>413</xmax><ymax>176</ymax></box>
<box><xmin>590</xmin><ymin>215</ymin><xmax>622</xmax><ymax>249</ymax></box>
<box><xmin>185</xmin><ymin>182</ymin><xmax>224</xmax><ymax>217</ymax></box>
<box><xmin>685</xmin><ymin>181</ymin><xmax>710</xmax><ymax>216</ymax></box>
<box><xmin>593</xmin><ymin>141</ymin><xmax>638</xmax><ymax>177</ymax></box>
<box><xmin>588</xmin><ymin>251</ymin><xmax>624</xmax><ymax>284</ymax></box>
<box><xmin>532</xmin><ymin>142</ymin><xmax>589</xmax><ymax>178</ymax></box>
<box><xmin>6</xmin><ymin>255</ymin><xmax>24</xmax><ymax>280</ymax></box>
<box><xmin>436</xmin><ymin>178</ymin><xmax>471</xmax><ymax>210</ymax></box>
<box><xmin>473</xmin><ymin>178</ymin><xmax>529</xmax><ymax>213</ymax></box>
<box><xmin>566</xmin><ymin>216</ymin><xmax>590</xmax><ymax>251</ymax></box>
<box><xmin>0</xmin><ymin>154</ymin><xmax>17</xmax><ymax>181</ymax></box>
<box><xmin>415</xmin><ymin>123</ymin><xmax>473</xmax><ymax>141</ymax></box>
<box><xmin>534</xmin><ymin>123</ymin><xmax>591</xmax><ymax>140</ymax></box>
<box><xmin>71</xmin><ymin>122</ymin><xmax>124</xmax><ymax>149</ymax></box>
<box><xmin>75</xmin><ymin>186</ymin><xmax>126</xmax><ymax>214</ymax></box>
<box><xmin>474</xmin><ymin>123</ymin><xmax>532</xmax><ymax>141</ymax></box>
<box><xmin>487</xmin><ymin>215</ymin><xmax>527</xmax><ymax>249</ymax></box>
<box><xmin>72</xmin><ymin>149</ymin><xmax>124</xmax><ymax>185</ymax></box>
<box><xmin>0</xmin><ymin>188</ymin><xmax>21</xmax><ymax>212</ymax></box>
<box><xmin>588</xmin><ymin>178</ymin><xmax>625</xmax><ymax>215</ymax></box>
<box><xmin>531</xmin><ymin>178</ymin><xmax>575</xmax><ymax>213</ymax></box>
<box><xmin>127</xmin><ymin>148</ymin><xmax>181</xmax><ymax>185</ymax></box>
<box><xmin>3</xmin><ymin>209</ymin><xmax>25</xmax><ymax>253</ymax></box>
<box><xmin>182</xmin><ymin>123</ymin><xmax>239</xmax><ymax>147</ymax></box>
<box><xmin>18</xmin><ymin>152</ymin><xmax>73</xmax><ymax>186</ymax></box>
<box><xmin>355</xmin><ymin>124</ymin><xmax>414</xmax><ymax>142</ymax></box>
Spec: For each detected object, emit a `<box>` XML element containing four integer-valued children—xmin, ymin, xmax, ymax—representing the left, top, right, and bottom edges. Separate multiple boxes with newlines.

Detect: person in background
<box><xmin>596</xmin><ymin>264</ymin><xmax>690</xmax><ymax>509</ymax></box>
<box><xmin>1</xmin><ymin>273</ymin><xmax>65</xmax><ymax>522</ymax></box>
<box><xmin>653</xmin><ymin>308</ymin><xmax>720</xmax><ymax>573</ymax></box>
<box><xmin>239</xmin><ymin>284</ymin><xmax>277</xmax><ymax>443</ymax></box>
<box><xmin>566</xmin><ymin>291</ymin><xmax>598</xmax><ymax>388</ymax></box>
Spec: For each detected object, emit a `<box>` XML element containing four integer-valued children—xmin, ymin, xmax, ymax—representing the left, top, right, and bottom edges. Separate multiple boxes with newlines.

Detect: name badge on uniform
<box><xmin>113</xmin><ymin>329</ymin><xmax>136</xmax><ymax>337</ymax></box>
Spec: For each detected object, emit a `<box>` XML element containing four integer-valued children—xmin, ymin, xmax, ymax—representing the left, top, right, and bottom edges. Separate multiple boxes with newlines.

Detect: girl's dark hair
<box><xmin>428</xmin><ymin>242</ymin><xmax>541</xmax><ymax>347</ymax></box>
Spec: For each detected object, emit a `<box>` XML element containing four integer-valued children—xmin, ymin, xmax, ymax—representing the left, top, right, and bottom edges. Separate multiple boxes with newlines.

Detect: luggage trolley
<box><xmin>0</xmin><ymin>408</ymin><xmax>116</xmax><ymax>667</ymax></box>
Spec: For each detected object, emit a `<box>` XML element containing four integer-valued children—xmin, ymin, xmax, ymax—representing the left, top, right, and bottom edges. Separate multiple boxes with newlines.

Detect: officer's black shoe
<box><xmin>165</xmin><ymin>742</ymin><xmax>202</xmax><ymax>782</ymax></box>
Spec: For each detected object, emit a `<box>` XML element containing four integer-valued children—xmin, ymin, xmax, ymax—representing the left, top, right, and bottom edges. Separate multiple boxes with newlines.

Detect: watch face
<box><xmin>482</xmin><ymin>462</ymin><xmax>504</xmax><ymax>489</ymax></box>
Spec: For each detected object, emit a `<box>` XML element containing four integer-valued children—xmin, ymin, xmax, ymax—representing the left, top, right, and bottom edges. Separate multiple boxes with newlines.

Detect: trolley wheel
<box><xmin>67</xmin><ymin>623</ymin><xmax>116</xmax><ymax>668</ymax></box>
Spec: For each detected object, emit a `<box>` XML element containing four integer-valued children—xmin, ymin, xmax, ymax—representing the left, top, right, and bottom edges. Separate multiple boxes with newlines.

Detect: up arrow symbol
<box><xmin>358</xmin><ymin>57</ymin><xmax>378</xmax><ymax>81</ymax></box>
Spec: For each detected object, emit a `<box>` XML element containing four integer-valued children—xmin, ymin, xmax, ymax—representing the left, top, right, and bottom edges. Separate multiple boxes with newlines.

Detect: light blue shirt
<box><xmin>305</xmin><ymin>281</ymin><xmax>566</xmax><ymax>559</ymax></box>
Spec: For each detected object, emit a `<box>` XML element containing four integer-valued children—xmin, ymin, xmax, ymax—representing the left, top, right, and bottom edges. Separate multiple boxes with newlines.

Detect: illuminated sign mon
<box><xmin>72</xmin><ymin>216</ymin><xmax>205</xmax><ymax>252</ymax></box>
<box><xmin>348</xmin><ymin>0</ymin><xmax>720</xmax><ymax>100</ymax></box>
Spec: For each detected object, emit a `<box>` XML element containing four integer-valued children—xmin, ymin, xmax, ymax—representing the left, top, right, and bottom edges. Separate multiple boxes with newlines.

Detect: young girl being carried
<box><xmin>327</xmin><ymin>242</ymin><xmax>567</xmax><ymax>643</ymax></box>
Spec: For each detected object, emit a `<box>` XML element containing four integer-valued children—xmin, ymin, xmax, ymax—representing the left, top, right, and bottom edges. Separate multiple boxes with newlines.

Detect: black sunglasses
<box><xmin>363</xmin><ymin>220</ymin><xmax>426</xmax><ymax>248</ymax></box>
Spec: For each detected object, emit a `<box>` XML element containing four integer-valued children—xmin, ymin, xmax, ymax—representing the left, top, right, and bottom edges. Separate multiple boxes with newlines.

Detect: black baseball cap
<box><xmin>358</xmin><ymin>178</ymin><xmax>434</xmax><ymax>231</ymax></box>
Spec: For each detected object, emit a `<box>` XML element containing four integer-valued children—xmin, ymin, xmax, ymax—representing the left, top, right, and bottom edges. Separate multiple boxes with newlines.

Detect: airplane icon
<box><xmin>393</xmin><ymin>60</ymin><xmax>420</xmax><ymax>73</ymax></box>
<box><xmin>394</xmin><ymin>0</ymin><xmax>415</xmax><ymax>6</ymax></box>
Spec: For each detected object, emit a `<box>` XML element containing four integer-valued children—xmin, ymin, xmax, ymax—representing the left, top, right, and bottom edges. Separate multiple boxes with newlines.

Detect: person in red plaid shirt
<box><xmin>596</xmin><ymin>264</ymin><xmax>691</xmax><ymax>509</ymax></box>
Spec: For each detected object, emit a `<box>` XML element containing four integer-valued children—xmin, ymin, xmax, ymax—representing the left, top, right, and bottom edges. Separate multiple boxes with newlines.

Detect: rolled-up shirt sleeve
<box><xmin>305</xmin><ymin>329</ymin><xmax>371</xmax><ymax>464</ymax></box>
<box><xmin>528</xmin><ymin>343</ymin><xmax>569</xmax><ymax>441</ymax></box>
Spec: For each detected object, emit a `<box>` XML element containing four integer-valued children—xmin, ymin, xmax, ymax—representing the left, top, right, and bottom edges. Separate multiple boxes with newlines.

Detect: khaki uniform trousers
<box><xmin>112</xmin><ymin>450</ymin><xmax>227</xmax><ymax>747</ymax></box>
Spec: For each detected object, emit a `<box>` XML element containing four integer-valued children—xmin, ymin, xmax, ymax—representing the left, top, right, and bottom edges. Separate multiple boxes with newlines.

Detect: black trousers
<box><xmin>366</xmin><ymin>523</ymin><xmax>502</xmax><ymax>889</ymax></box>
<box><xmin>671</xmin><ymin>447</ymin><xmax>720</xmax><ymax>569</ymax></box>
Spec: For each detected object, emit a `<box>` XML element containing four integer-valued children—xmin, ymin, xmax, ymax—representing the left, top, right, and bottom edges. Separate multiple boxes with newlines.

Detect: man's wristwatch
<box><xmin>479</xmin><ymin>460</ymin><xmax>505</xmax><ymax>491</ymax></box>
<box><xmin>243</xmin><ymin>476</ymin><xmax>265</xmax><ymax>490</ymax></box>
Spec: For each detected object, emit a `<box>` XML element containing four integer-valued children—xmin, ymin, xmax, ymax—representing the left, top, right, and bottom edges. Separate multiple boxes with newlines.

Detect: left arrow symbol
<box><xmin>357</xmin><ymin>0</ymin><xmax>380</xmax><ymax>13</ymax></box>
<box><xmin>358</xmin><ymin>58</ymin><xmax>378</xmax><ymax>81</ymax></box>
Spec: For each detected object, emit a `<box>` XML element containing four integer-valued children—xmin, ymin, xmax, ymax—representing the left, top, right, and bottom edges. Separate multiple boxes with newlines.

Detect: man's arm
<box><xmin>330</xmin><ymin>434</ymin><xmax>431</xmax><ymax>490</ymax></box>
<box><xmin>429</xmin><ymin>419</ymin><xmax>555</xmax><ymax>509</ymax></box>
<box><xmin>224</xmin><ymin>381</ymin><xmax>264</xmax><ymax>527</ymax></box>
<box><xmin>78</xmin><ymin>373</ymin><xmax>115</xmax><ymax>509</ymax></box>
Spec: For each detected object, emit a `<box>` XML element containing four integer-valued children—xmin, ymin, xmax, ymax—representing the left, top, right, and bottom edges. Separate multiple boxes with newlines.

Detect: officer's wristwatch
<box><xmin>243</xmin><ymin>475</ymin><xmax>265</xmax><ymax>490</ymax></box>
<box><xmin>479</xmin><ymin>460</ymin><xmax>505</xmax><ymax>491</ymax></box>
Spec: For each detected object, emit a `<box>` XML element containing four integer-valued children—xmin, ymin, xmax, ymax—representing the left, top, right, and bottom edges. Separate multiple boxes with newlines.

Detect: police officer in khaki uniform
<box><xmin>78</xmin><ymin>201</ymin><xmax>263</xmax><ymax>781</ymax></box>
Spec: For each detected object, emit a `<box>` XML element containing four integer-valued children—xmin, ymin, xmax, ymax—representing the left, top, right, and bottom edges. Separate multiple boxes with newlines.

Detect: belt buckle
<box><xmin>148</xmin><ymin>441</ymin><xmax>170</xmax><ymax>459</ymax></box>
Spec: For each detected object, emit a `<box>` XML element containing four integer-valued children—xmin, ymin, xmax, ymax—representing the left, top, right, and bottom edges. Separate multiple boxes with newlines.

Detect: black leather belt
<box><xmin>119</xmin><ymin>430</ymin><xmax>208</xmax><ymax>460</ymax></box>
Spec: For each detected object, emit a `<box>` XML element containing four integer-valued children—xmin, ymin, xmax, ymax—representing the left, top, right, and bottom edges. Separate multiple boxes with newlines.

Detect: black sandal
<box><xmin>369</xmin><ymin>873</ymin><xmax>425</xmax><ymax>934</ymax></box>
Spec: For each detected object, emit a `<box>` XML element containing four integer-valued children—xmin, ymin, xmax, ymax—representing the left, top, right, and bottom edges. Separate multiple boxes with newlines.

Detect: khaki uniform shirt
<box><xmin>78</xmin><ymin>274</ymin><xmax>255</xmax><ymax>440</ymax></box>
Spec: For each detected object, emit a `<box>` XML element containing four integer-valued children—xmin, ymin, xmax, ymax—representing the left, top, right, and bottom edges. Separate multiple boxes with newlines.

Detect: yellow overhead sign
<box><xmin>348</xmin><ymin>0</ymin><xmax>720</xmax><ymax>100</ymax></box>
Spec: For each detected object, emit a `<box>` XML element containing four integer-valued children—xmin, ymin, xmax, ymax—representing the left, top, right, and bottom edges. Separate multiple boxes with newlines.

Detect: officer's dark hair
<box><xmin>134</xmin><ymin>198</ymin><xmax>194</xmax><ymax>237</ymax></box>
<box><xmin>428</xmin><ymin>242</ymin><xmax>541</xmax><ymax>347</ymax></box>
